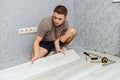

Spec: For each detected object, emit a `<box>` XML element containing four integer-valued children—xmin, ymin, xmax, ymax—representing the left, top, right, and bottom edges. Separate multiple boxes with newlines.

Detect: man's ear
<box><xmin>64</xmin><ymin>16</ymin><xmax>67</xmax><ymax>20</ymax></box>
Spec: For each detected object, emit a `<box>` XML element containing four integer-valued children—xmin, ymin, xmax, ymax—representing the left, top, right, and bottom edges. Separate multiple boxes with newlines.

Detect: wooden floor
<box><xmin>0</xmin><ymin>49</ymin><xmax>120</xmax><ymax>80</ymax></box>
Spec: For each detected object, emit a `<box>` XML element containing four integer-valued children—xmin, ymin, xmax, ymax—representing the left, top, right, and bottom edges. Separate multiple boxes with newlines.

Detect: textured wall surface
<box><xmin>72</xmin><ymin>0</ymin><xmax>120</xmax><ymax>55</ymax></box>
<box><xmin>0</xmin><ymin>0</ymin><xmax>74</xmax><ymax>69</ymax></box>
<box><xmin>0</xmin><ymin>0</ymin><xmax>120</xmax><ymax>69</ymax></box>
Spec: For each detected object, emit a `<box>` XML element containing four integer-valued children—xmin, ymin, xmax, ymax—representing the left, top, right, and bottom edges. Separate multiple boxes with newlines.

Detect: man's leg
<box><xmin>31</xmin><ymin>47</ymin><xmax>48</xmax><ymax>64</ymax></box>
<box><xmin>60</xmin><ymin>28</ymin><xmax>77</xmax><ymax>47</ymax></box>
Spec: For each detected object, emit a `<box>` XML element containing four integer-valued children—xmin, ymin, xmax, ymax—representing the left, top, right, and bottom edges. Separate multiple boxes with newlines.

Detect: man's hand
<box><xmin>56</xmin><ymin>48</ymin><xmax>65</xmax><ymax>55</ymax></box>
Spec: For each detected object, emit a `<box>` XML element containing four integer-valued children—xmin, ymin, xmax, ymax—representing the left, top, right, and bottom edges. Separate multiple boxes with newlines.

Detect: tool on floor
<box><xmin>84</xmin><ymin>52</ymin><xmax>116</xmax><ymax>66</ymax></box>
<box><xmin>83</xmin><ymin>52</ymin><xmax>98</xmax><ymax>60</ymax></box>
<box><xmin>84</xmin><ymin>52</ymin><xmax>109</xmax><ymax>63</ymax></box>
<box><xmin>91</xmin><ymin>57</ymin><xmax>108</xmax><ymax>63</ymax></box>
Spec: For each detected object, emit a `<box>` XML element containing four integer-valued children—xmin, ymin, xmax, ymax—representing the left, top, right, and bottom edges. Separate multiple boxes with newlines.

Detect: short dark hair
<box><xmin>54</xmin><ymin>5</ymin><xmax>68</xmax><ymax>16</ymax></box>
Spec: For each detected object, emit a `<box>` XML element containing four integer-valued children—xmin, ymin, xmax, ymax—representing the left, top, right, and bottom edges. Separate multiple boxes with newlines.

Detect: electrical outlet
<box><xmin>19</xmin><ymin>27</ymin><xmax>37</xmax><ymax>34</ymax></box>
<box><xmin>113</xmin><ymin>0</ymin><xmax>120</xmax><ymax>2</ymax></box>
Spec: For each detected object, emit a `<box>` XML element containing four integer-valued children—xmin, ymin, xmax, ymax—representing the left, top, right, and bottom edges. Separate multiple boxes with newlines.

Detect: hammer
<box><xmin>83</xmin><ymin>52</ymin><xmax>98</xmax><ymax>60</ymax></box>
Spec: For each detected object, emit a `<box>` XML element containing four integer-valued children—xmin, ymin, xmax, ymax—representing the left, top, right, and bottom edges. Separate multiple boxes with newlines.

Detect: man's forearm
<box><xmin>54</xmin><ymin>36</ymin><xmax>61</xmax><ymax>52</ymax></box>
<box><xmin>54</xmin><ymin>36</ymin><xmax>65</xmax><ymax>54</ymax></box>
<box><xmin>33</xmin><ymin>35</ymin><xmax>42</xmax><ymax>55</ymax></box>
<box><xmin>33</xmin><ymin>40</ymin><xmax>40</xmax><ymax>54</ymax></box>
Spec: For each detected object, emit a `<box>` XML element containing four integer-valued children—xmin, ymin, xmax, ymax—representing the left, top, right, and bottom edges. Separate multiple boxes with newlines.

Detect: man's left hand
<box><xmin>56</xmin><ymin>49</ymin><xmax>65</xmax><ymax>55</ymax></box>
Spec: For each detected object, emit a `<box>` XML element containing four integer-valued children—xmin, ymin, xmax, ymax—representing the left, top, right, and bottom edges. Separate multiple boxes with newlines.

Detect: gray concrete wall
<box><xmin>73</xmin><ymin>0</ymin><xmax>120</xmax><ymax>55</ymax></box>
<box><xmin>0</xmin><ymin>0</ymin><xmax>74</xmax><ymax>69</ymax></box>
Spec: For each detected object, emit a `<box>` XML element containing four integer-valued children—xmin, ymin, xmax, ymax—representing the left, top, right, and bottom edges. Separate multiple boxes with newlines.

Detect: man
<box><xmin>31</xmin><ymin>5</ymin><xmax>77</xmax><ymax>64</ymax></box>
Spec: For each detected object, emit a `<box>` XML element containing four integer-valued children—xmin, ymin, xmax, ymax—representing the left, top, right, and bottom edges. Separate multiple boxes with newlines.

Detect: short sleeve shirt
<box><xmin>37</xmin><ymin>16</ymin><xmax>69</xmax><ymax>41</ymax></box>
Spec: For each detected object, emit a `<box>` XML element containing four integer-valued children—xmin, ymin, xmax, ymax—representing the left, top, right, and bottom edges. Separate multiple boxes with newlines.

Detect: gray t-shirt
<box><xmin>37</xmin><ymin>16</ymin><xmax>69</xmax><ymax>41</ymax></box>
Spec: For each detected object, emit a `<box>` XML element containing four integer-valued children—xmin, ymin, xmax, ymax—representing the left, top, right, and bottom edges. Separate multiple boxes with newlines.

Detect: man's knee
<box><xmin>68</xmin><ymin>28</ymin><xmax>77</xmax><ymax>36</ymax></box>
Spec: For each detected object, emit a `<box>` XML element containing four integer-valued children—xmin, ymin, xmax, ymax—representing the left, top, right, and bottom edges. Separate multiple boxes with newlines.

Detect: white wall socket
<box><xmin>113</xmin><ymin>0</ymin><xmax>120</xmax><ymax>2</ymax></box>
<box><xmin>19</xmin><ymin>27</ymin><xmax>37</xmax><ymax>34</ymax></box>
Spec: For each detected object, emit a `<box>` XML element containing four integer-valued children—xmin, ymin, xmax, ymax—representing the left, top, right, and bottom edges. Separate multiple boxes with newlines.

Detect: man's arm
<box><xmin>54</xmin><ymin>36</ymin><xmax>65</xmax><ymax>54</ymax></box>
<box><xmin>32</xmin><ymin>34</ymin><xmax>42</xmax><ymax>63</ymax></box>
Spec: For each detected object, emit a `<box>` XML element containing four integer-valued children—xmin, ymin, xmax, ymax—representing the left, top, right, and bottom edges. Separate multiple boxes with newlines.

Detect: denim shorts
<box><xmin>39</xmin><ymin>40</ymin><xmax>64</xmax><ymax>56</ymax></box>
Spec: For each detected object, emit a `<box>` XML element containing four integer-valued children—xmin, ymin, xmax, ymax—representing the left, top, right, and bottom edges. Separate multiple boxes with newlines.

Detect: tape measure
<box><xmin>101</xmin><ymin>57</ymin><xmax>108</xmax><ymax>63</ymax></box>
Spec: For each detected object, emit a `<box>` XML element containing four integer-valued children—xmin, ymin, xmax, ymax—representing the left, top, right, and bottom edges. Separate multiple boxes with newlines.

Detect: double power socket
<box><xmin>113</xmin><ymin>0</ymin><xmax>120</xmax><ymax>2</ymax></box>
<box><xmin>19</xmin><ymin>27</ymin><xmax>37</xmax><ymax>35</ymax></box>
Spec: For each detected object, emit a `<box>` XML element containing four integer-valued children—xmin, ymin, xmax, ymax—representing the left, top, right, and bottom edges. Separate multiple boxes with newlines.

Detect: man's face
<box><xmin>53</xmin><ymin>12</ymin><xmax>66</xmax><ymax>27</ymax></box>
